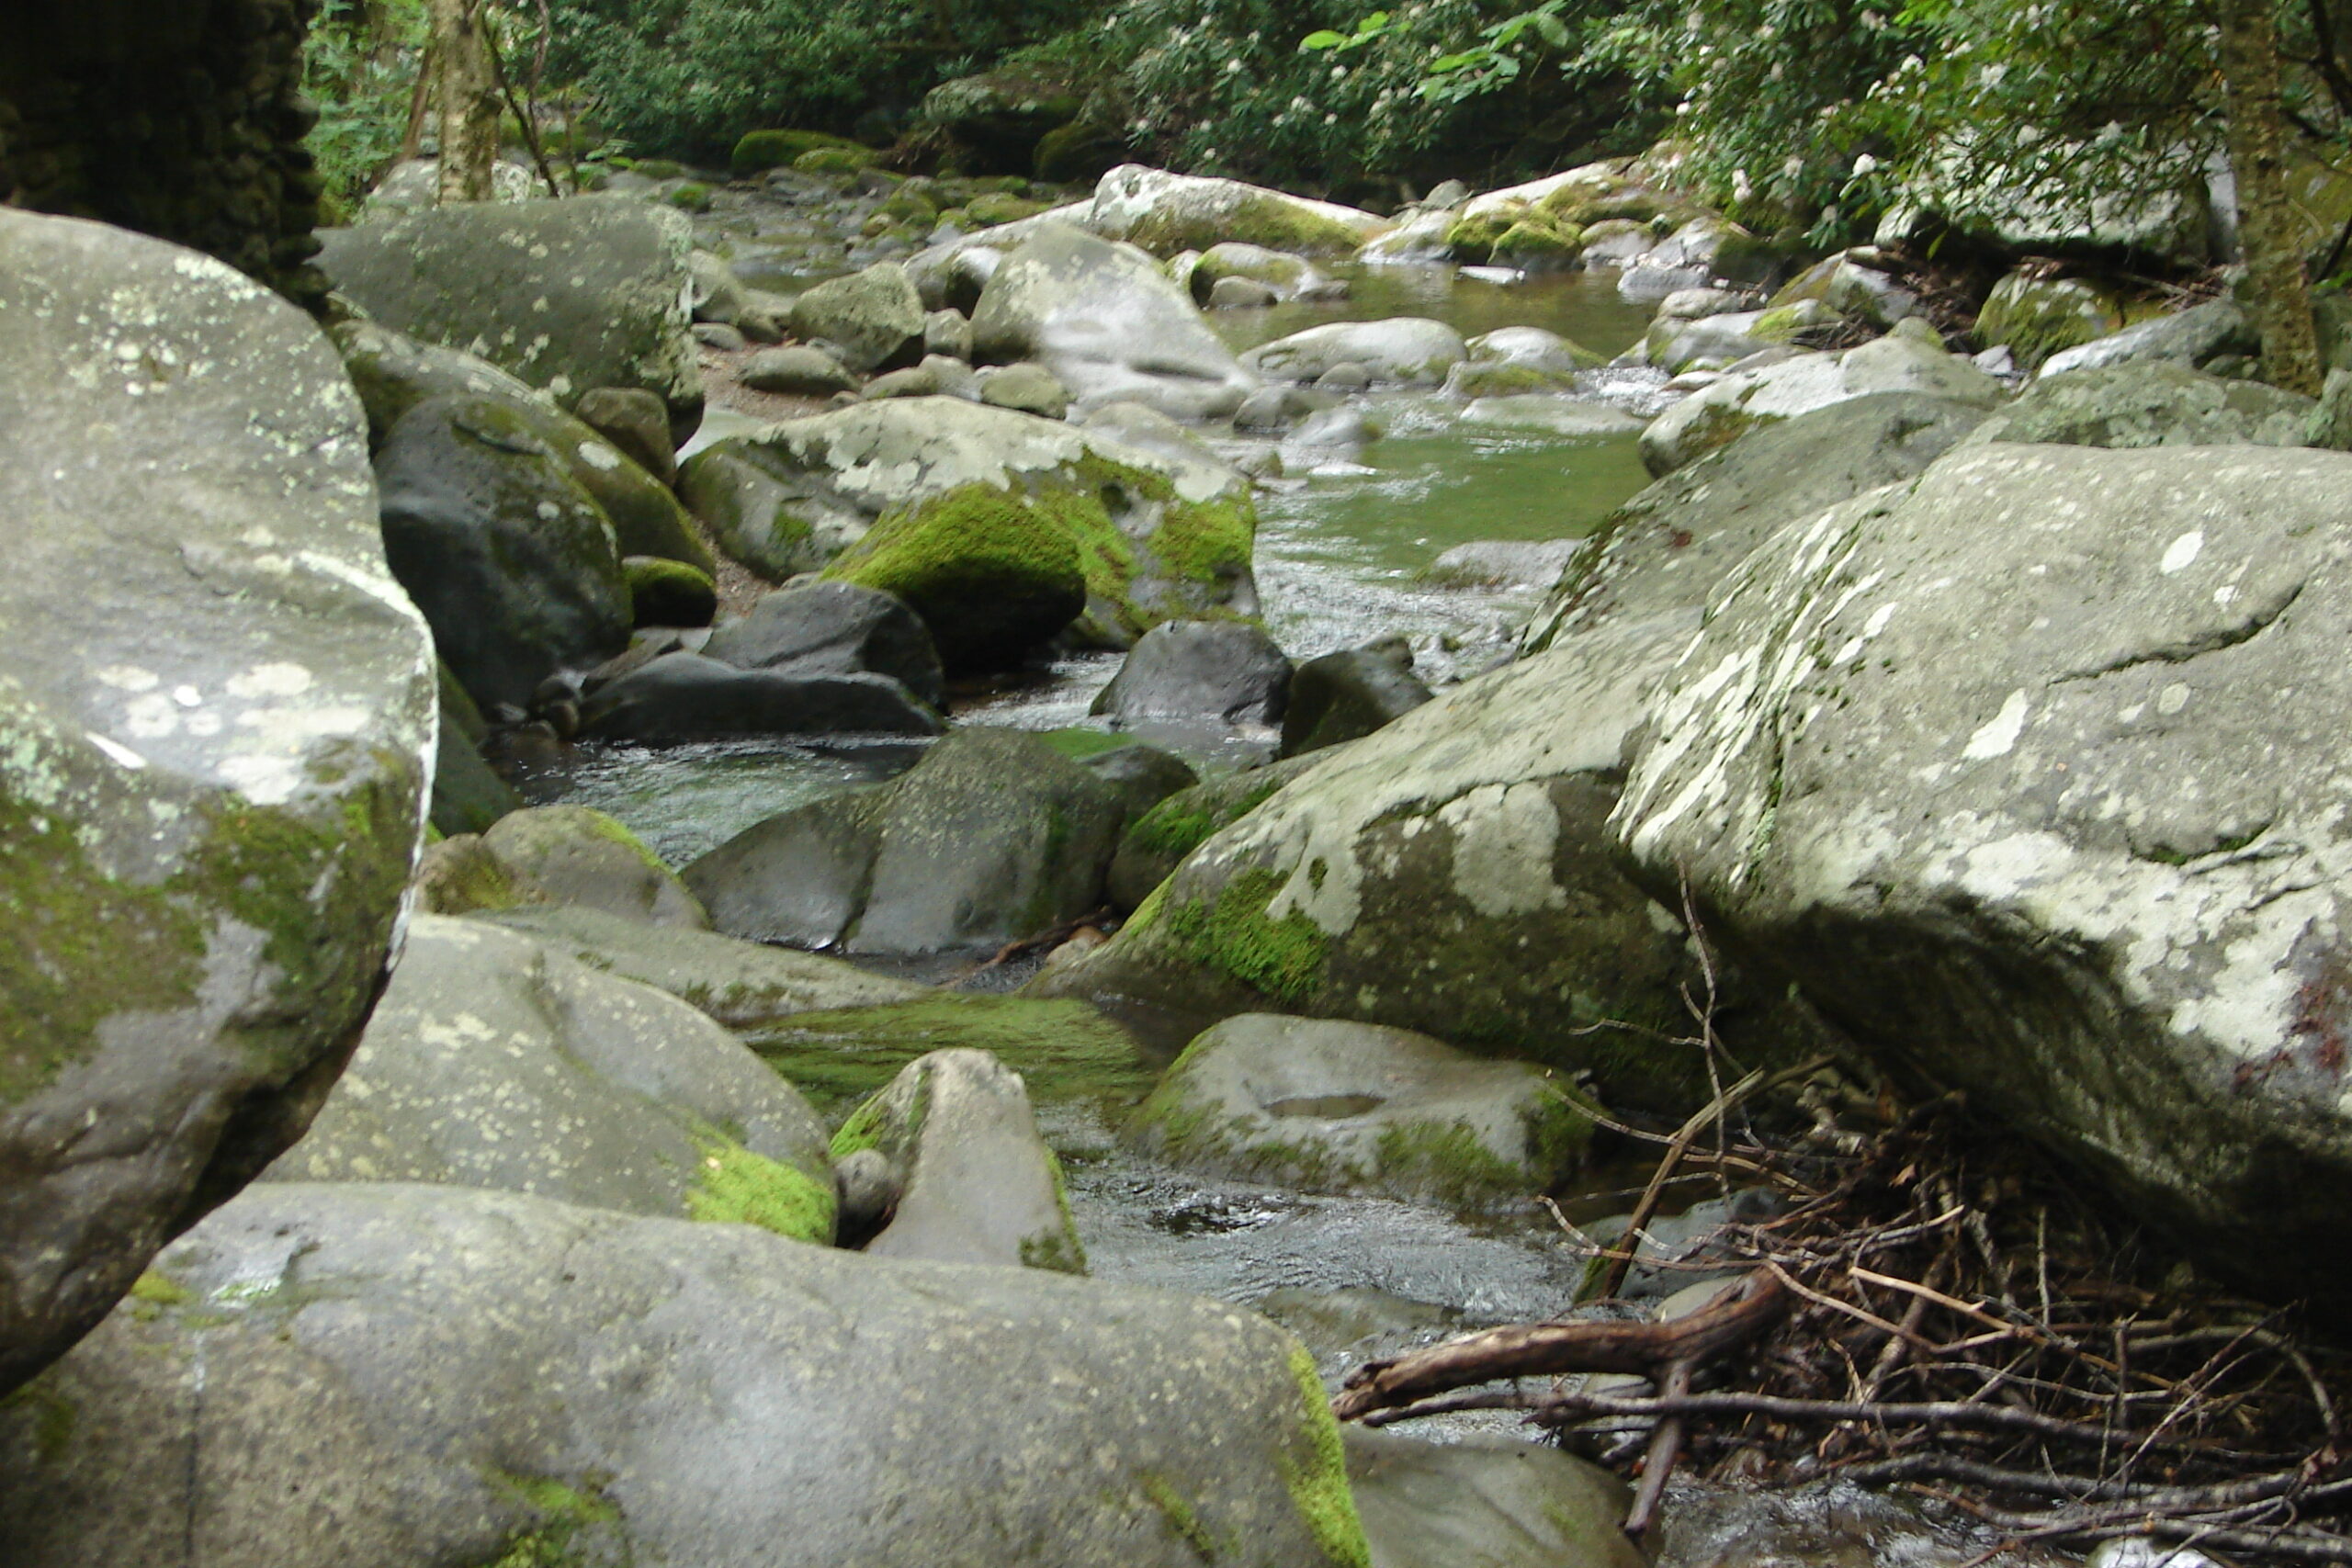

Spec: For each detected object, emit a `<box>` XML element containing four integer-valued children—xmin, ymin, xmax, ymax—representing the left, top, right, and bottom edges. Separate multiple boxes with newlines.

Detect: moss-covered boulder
<box><xmin>1033</xmin><ymin>616</ymin><xmax>1736</xmax><ymax>1111</ymax></box>
<box><xmin>428</xmin><ymin>660</ymin><xmax>523</xmax><ymax>838</ymax></box>
<box><xmin>918</xmin><ymin>68</ymin><xmax>1085</xmax><ymax>174</ymax></box>
<box><xmin>731</xmin><ymin>128</ymin><xmax>868</xmax><ymax>175</ymax></box>
<box><xmin>0</xmin><ymin>1180</ymin><xmax>1373</xmax><ymax>1568</ymax></box>
<box><xmin>750</xmin><ymin>994</ymin><xmax>1156</xmax><ymax>1114</ymax></box>
<box><xmin>1089</xmin><ymin>164</ymin><xmax>1391</xmax><ymax>258</ymax></box>
<box><xmin>1128</xmin><ymin>1014</ymin><xmax>1596</xmax><ymax>1206</ymax></box>
<box><xmin>1972</xmin><ymin>270</ymin><xmax>2125</xmax><ymax>370</ymax></box>
<box><xmin>625</xmin><ymin>554</ymin><xmax>718</xmax><ymax>627</ymax></box>
<box><xmin>694</xmin><ymin>398</ymin><xmax>1255</xmax><ymax>667</ymax></box>
<box><xmin>0</xmin><ymin>210</ymin><xmax>436</xmax><ymax>1395</ymax></box>
<box><xmin>686</xmin><ymin>728</ymin><xmax>1129</xmax><ymax>957</ymax></box>
<box><xmin>480</xmin><ymin>805</ymin><xmax>710</xmax><ymax>930</ymax></box>
<box><xmin>374</xmin><ymin>392</ymin><xmax>634</xmax><ymax>711</ymax></box>
<box><xmin>317</xmin><ymin>195</ymin><xmax>703</xmax><ymax>436</ymax></box>
<box><xmin>833</xmin><ymin>1049</ymin><xmax>1087</xmax><ymax>1271</ymax></box>
<box><xmin>1110</xmin><ymin>758</ymin><xmax>1323</xmax><ymax>912</ymax></box>
<box><xmin>263</xmin><ymin>916</ymin><xmax>835</xmax><ymax>1243</ymax></box>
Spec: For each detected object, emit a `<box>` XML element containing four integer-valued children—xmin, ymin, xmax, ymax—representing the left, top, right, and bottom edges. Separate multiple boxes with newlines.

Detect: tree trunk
<box><xmin>430</xmin><ymin>0</ymin><xmax>501</xmax><ymax>204</ymax></box>
<box><xmin>2218</xmin><ymin>0</ymin><xmax>2323</xmax><ymax>394</ymax></box>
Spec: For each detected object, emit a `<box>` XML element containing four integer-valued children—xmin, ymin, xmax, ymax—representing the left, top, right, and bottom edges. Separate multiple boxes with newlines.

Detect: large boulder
<box><xmin>1089</xmin><ymin>164</ymin><xmax>1391</xmax><ymax>257</ymax></box>
<box><xmin>1127</xmin><ymin>1014</ymin><xmax>1594</xmax><ymax>1205</ymax></box>
<box><xmin>1092</xmin><ymin>620</ymin><xmax>1293</xmax><ymax>728</ymax></box>
<box><xmin>2039</xmin><ymin>298</ymin><xmax>2259</xmax><ymax>379</ymax></box>
<box><xmin>576</xmin><ymin>653</ymin><xmax>945</xmax><ymax>743</ymax></box>
<box><xmin>0</xmin><ymin>210</ymin><xmax>435</xmax><ymax>1394</ymax></box>
<box><xmin>1640</xmin><ymin>330</ymin><xmax>2005</xmax><ymax>476</ymax></box>
<box><xmin>471</xmin><ymin>904</ymin><xmax>932</xmax><ymax>1027</ymax></box>
<box><xmin>836</xmin><ymin>1048</ymin><xmax>1088</xmax><ymax>1271</ymax></box>
<box><xmin>375</xmin><ymin>392</ymin><xmax>634</xmax><ymax>711</ymax></box>
<box><xmin>1032</xmin><ymin>617</ymin><xmax>1717</xmax><ymax>1109</ymax></box>
<box><xmin>1243</xmin><ymin>319</ymin><xmax>1469</xmax><ymax>388</ymax></box>
<box><xmin>686</xmin><ymin>728</ymin><xmax>1129</xmax><ymax>956</ymax></box>
<box><xmin>1610</xmin><ymin>443</ymin><xmax>2352</xmax><ymax>1303</ymax></box>
<box><xmin>705</xmin><ymin>581</ymin><xmax>947</xmax><ymax>706</ymax></box>
<box><xmin>1345</xmin><ymin>1429</ymin><xmax>1644</xmax><ymax>1568</ymax></box>
<box><xmin>918</xmin><ymin>68</ymin><xmax>1084</xmax><ymax>171</ymax></box>
<box><xmin>1972</xmin><ymin>270</ymin><xmax>2126</xmax><ymax>370</ymax></box>
<box><xmin>1281</xmin><ymin>647</ymin><xmax>1435</xmax><ymax>758</ymax></box>
<box><xmin>676</xmin><ymin>445</ymin><xmax>843</xmax><ymax>581</ymax></box>
<box><xmin>698</xmin><ymin>398</ymin><xmax>1256</xmax><ymax>668</ymax></box>
<box><xmin>787</xmin><ymin>261</ymin><xmax>926</xmax><ymax>375</ymax></box>
<box><xmin>1963</xmin><ymin>361</ymin><xmax>2313</xmax><ymax>450</ymax></box>
<box><xmin>1521</xmin><ymin>392</ymin><xmax>1996</xmax><ymax>655</ymax></box>
<box><xmin>317</xmin><ymin>195</ymin><xmax>703</xmax><ymax>434</ymax></box>
<box><xmin>479</xmin><ymin>805</ymin><xmax>710</xmax><ymax>930</ymax></box>
<box><xmin>1109</xmin><ymin>759</ymin><xmax>1324</xmax><ymax>912</ymax></box>
<box><xmin>263</xmin><ymin>917</ymin><xmax>837</xmax><ymax>1241</ymax></box>
<box><xmin>0</xmin><ymin>1182</ymin><xmax>1374</xmax><ymax>1568</ymax></box>
<box><xmin>971</xmin><ymin>224</ymin><xmax>1261</xmax><ymax>420</ymax></box>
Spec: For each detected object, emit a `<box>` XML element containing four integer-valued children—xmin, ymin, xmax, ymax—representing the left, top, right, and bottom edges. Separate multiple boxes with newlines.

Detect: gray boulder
<box><xmin>376</xmin><ymin>392</ymin><xmax>633</xmax><ymax>711</ymax></box>
<box><xmin>1521</xmin><ymin>392</ymin><xmax>1996</xmax><ymax>655</ymax></box>
<box><xmin>0</xmin><ymin>209</ymin><xmax>435</xmax><ymax>1393</ymax></box>
<box><xmin>676</xmin><ymin>446</ymin><xmax>842</xmax><ymax>581</ymax></box>
<box><xmin>0</xmin><ymin>1181</ymin><xmax>1373</xmax><ymax>1568</ymax></box>
<box><xmin>1245</xmin><ymin>319</ymin><xmax>1468</xmax><ymax>388</ymax></box>
<box><xmin>1092</xmin><ymin>620</ymin><xmax>1293</xmax><ymax>727</ymax></box>
<box><xmin>979</xmin><ymin>361</ymin><xmax>1074</xmax><ymax>419</ymax></box>
<box><xmin>473</xmin><ymin>904</ymin><xmax>932</xmax><ymax>1027</ymax></box>
<box><xmin>576</xmin><ymin>652</ymin><xmax>944</xmax><ymax>742</ymax></box>
<box><xmin>1973</xmin><ymin>270</ymin><xmax>2125</xmax><ymax>370</ymax></box>
<box><xmin>360</xmin><ymin>154</ymin><xmax>537</xmax><ymax>219</ymax></box>
<box><xmin>1965</xmin><ymin>361</ymin><xmax>2312</xmax><ymax>449</ymax></box>
<box><xmin>1031</xmin><ymin>617</ymin><xmax>1710</xmax><ymax>1109</ymax></box>
<box><xmin>1210</xmin><ymin>276</ymin><xmax>1282</xmax><ymax>310</ymax></box>
<box><xmin>1193</xmin><ymin>242</ymin><xmax>1330</xmax><ymax>302</ymax></box>
<box><xmin>786</xmin><ymin>260</ymin><xmax>926</xmax><ymax>374</ymax></box>
<box><xmin>1345</xmin><ymin>1429</ymin><xmax>1643</xmax><ymax>1568</ymax></box>
<box><xmin>1079</xmin><ymin>743</ymin><xmax>1203</xmax><ymax>831</ymax></box>
<box><xmin>971</xmin><ymin>224</ymin><xmax>1261</xmax><ymax>420</ymax></box>
<box><xmin>2040</xmin><ymin>298</ymin><xmax>2258</xmax><ymax>378</ymax></box>
<box><xmin>264</xmin><ymin>917</ymin><xmax>836</xmax><ymax>1241</ymax></box>
<box><xmin>1089</xmin><ymin>164</ymin><xmax>1391</xmax><ymax>257</ymax></box>
<box><xmin>1127</xmin><ymin>1014</ymin><xmax>1594</xmax><ymax>1205</ymax></box>
<box><xmin>743</xmin><ymin>344</ymin><xmax>862</xmax><ymax>396</ymax></box>
<box><xmin>837</xmin><ymin>1048</ymin><xmax>1087</xmax><ymax>1271</ymax></box>
<box><xmin>1610</xmin><ymin>443</ymin><xmax>2352</xmax><ymax>1303</ymax></box>
<box><xmin>1282</xmin><ymin>646</ymin><xmax>1434</xmax><ymax>758</ymax></box>
<box><xmin>479</xmin><ymin>805</ymin><xmax>709</xmax><ymax>929</ymax></box>
<box><xmin>317</xmin><ymin>195</ymin><xmax>702</xmax><ymax>434</ymax></box>
<box><xmin>576</xmin><ymin>386</ymin><xmax>680</xmax><ymax>486</ymax></box>
<box><xmin>1640</xmin><ymin>331</ymin><xmax>2004</xmax><ymax>476</ymax></box>
<box><xmin>686</xmin><ymin>728</ymin><xmax>1128</xmax><ymax>955</ymax></box>
<box><xmin>705</xmin><ymin>581</ymin><xmax>946</xmax><ymax>705</ymax></box>
<box><xmin>1425</xmin><ymin>540</ymin><xmax>1583</xmax><ymax>592</ymax></box>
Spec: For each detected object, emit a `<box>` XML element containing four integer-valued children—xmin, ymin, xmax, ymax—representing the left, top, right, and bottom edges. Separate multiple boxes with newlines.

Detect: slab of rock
<box><xmin>1032</xmin><ymin>617</ymin><xmax>1712</xmax><ymax>1108</ymax></box>
<box><xmin>687</xmin><ymin>728</ymin><xmax>1128</xmax><ymax>956</ymax></box>
<box><xmin>742</xmin><ymin>344</ymin><xmax>861</xmax><ymax>396</ymax></box>
<box><xmin>1425</xmin><ymin>540</ymin><xmax>1582</xmax><ymax>592</ymax></box>
<box><xmin>787</xmin><ymin>262</ymin><xmax>926</xmax><ymax>374</ymax></box>
<box><xmin>1611</xmin><ymin>443</ymin><xmax>2352</xmax><ymax>1303</ymax></box>
<box><xmin>2040</xmin><ymin>298</ymin><xmax>2258</xmax><ymax>379</ymax></box>
<box><xmin>971</xmin><ymin>223</ymin><xmax>1261</xmax><ymax>420</ymax></box>
<box><xmin>704</xmin><ymin>581</ymin><xmax>946</xmax><ymax>705</ymax></box>
<box><xmin>317</xmin><ymin>195</ymin><xmax>703</xmax><ymax>434</ymax></box>
<box><xmin>1090</xmin><ymin>164</ymin><xmax>1391</xmax><ymax>257</ymax></box>
<box><xmin>480</xmin><ymin>805</ymin><xmax>709</xmax><ymax>929</ymax></box>
<box><xmin>474</xmin><ymin>904</ymin><xmax>932</xmax><ymax>1026</ymax></box>
<box><xmin>1281</xmin><ymin>647</ymin><xmax>1434</xmax><ymax>758</ymax></box>
<box><xmin>1345</xmin><ymin>1428</ymin><xmax>1644</xmax><ymax>1568</ymax></box>
<box><xmin>1128</xmin><ymin>1014</ymin><xmax>1592</xmax><ymax>1204</ymax></box>
<box><xmin>0</xmin><ymin>1181</ymin><xmax>1373</xmax><ymax>1568</ymax></box>
<box><xmin>1245</xmin><ymin>319</ymin><xmax>1469</xmax><ymax>388</ymax></box>
<box><xmin>1461</xmin><ymin>396</ymin><xmax>1645</xmax><ymax>438</ymax></box>
<box><xmin>1521</xmin><ymin>392</ymin><xmax>1996</xmax><ymax>655</ymax></box>
<box><xmin>576</xmin><ymin>652</ymin><xmax>945</xmax><ymax>742</ymax></box>
<box><xmin>0</xmin><ymin>210</ymin><xmax>435</xmax><ymax>1393</ymax></box>
<box><xmin>1963</xmin><ymin>361</ymin><xmax>2312</xmax><ymax>450</ymax></box>
<box><xmin>837</xmin><ymin>1048</ymin><xmax>1087</xmax><ymax>1271</ymax></box>
<box><xmin>264</xmin><ymin>917</ymin><xmax>835</xmax><ymax>1240</ymax></box>
<box><xmin>376</xmin><ymin>392</ymin><xmax>633</xmax><ymax>711</ymax></box>
<box><xmin>1640</xmin><ymin>332</ymin><xmax>2004</xmax><ymax>476</ymax></box>
<box><xmin>1092</xmin><ymin>620</ymin><xmax>1293</xmax><ymax>727</ymax></box>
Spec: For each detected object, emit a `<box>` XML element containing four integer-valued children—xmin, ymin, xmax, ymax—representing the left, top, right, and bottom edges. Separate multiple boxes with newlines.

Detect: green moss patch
<box><xmin>1166</xmin><ymin>868</ymin><xmax>1329</xmax><ymax>1006</ymax></box>
<box><xmin>750</xmin><ymin>995</ymin><xmax>1156</xmax><ymax>1116</ymax></box>
<box><xmin>1281</xmin><ymin>1346</ymin><xmax>1372</xmax><ymax>1568</ymax></box>
<box><xmin>1141</xmin><ymin>1472</ymin><xmax>1226</xmax><ymax>1562</ymax></box>
<box><xmin>684</xmin><ymin>1131</ymin><xmax>836</xmax><ymax>1244</ymax></box>
<box><xmin>732</xmin><ymin>129</ymin><xmax>867</xmax><ymax>175</ymax></box>
<box><xmin>1037</xmin><ymin>728</ymin><xmax>1135</xmax><ymax>761</ymax></box>
<box><xmin>483</xmin><ymin>1471</ymin><xmax>629</xmax><ymax>1568</ymax></box>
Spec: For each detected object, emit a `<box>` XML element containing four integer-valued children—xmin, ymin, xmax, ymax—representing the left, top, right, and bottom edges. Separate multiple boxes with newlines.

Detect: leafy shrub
<box><xmin>302</xmin><ymin>0</ymin><xmax>429</xmax><ymax>218</ymax></box>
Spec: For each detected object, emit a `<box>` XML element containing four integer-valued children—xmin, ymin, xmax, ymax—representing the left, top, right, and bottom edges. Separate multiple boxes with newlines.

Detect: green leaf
<box><xmin>1427</xmin><ymin>50</ymin><xmax>1485</xmax><ymax>73</ymax></box>
<box><xmin>1532</xmin><ymin>11</ymin><xmax>1571</xmax><ymax>46</ymax></box>
<box><xmin>1299</xmin><ymin>29</ymin><xmax>1349</xmax><ymax>51</ymax></box>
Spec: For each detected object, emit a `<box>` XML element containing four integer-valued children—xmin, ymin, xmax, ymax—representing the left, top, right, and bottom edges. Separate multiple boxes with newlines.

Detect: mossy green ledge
<box><xmin>684</xmin><ymin>397</ymin><xmax>1257</xmax><ymax>667</ymax></box>
<box><xmin>0</xmin><ymin>209</ymin><xmax>438</xmax><ymax>1395</ymax></box>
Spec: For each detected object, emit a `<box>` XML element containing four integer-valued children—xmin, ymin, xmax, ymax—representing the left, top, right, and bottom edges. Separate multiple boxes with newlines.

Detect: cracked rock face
<box><xmin>1611</xmin><ymin>443</ymin><xmax>2352</xmax><ymax>1301</ymax></box>
<box><xmin>0</xmin><ymin>210</ymin><xmax>435</xmax><ymax>1393</ymax></box>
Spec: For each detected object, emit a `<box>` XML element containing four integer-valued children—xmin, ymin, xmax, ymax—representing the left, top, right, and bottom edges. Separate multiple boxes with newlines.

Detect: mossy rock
<box><xmin>1444</xmin><ymin>207</ymin><xmax>1520</xmax><ymax>263</ymax></box>
<box><xmin>1491</xmin><ymin>216</ymin><xmax>1585</xmax><ymax>269</ymax></box>
<box><xmin>749</xmin><ymin>995</ymin><xmax>1158</xmax><ymax>1116</ymax></box>
<box><xmin>731</xmin><ymin>129</ymin><xmax>866</xmax><ymax>175</ymax></box>
<box><xmin>967</xmin><ymin>191</ymin><xmax>1049</xmax><ymax>228</ymax></box>
<box><xmin>665</xmin><ymin>182</ymin><xmax>715</xmax><ymax>211</ymax></box>
<box><xmin>1444</xmin><ymin>362</ymin><xmax>1580</xmax><ymax>399</ymax></box>
<box><xmin>824</xmin><ymin>480</ymin><xmax>1092</xmax><ymax>670</ymax></box>
<box><xmin>624</xmin><ymin>555</ymin><xmax>718</xmax><ymax>627</ymax></box>
<box><xmin>1972</xmin><ymin>270</ymin><xmax>2126</xmax><ymax>370</ymax></box>
<box><xmin>795</xmin><ymin>145</ymin><xmax>883</xmax><ymax>175</ymax></box>
<box><xmin>1109</xmin><ymin>758</ymin><xmax>1320</xmax><ymax>912</ymax></box>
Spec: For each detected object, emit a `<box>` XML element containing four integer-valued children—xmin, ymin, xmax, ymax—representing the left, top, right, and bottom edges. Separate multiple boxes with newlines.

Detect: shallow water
<box><xmin>557</xmin><ymin>736</ymin><xmax>925</xmax><ymax>866</ymax></box>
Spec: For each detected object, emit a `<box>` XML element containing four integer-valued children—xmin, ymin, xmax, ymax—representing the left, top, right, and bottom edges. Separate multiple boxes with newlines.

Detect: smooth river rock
<box><xmin>0</xmin><ymin>210</ymin><xmax>435</xmax><ymax>1393</ymax></box>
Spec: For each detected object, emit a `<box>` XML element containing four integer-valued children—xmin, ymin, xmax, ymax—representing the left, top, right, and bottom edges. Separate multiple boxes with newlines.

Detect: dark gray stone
<box><xmin>686</xmin><ymin>728</ymin><xmax>1126</xmax><ymax>955</ymax></box>
<box><xmin>1281</xmin><ymin>648</ymin><xmax>1433</xmax><ymax>758</ymax></box>
<box><xmin>480</xmin><ymin>806</ymin><xmax>709</xmax><ymax>930</ymax></box>
<box><xmin>1079</xmin><ymin>742</ymin><xmax>1201</xmax><ymax>832</ymax></box>
<box><xmin>577</xmin><ymin>653</ymin><xmax>944</xmax><ymax>743</ymax></box>
<box><xmin>1346</xmin><ymin>1428</ymin><xmax>1642</xmax><ymax>1568</ymax></box>
<box><xmin>576</xmin><ymin>386</ymin><xmax>679</xmax><ymax>485</ymax></box>
<box><xmin>743</xmin><ymin>344</ymin><xmax>862</xmax><ymax>396</ymax></box>
<box><xmin>704</xmin><ymin>581</ymin><xmax>946</xmax><ymax>706</ymax></box>
<box><xmin>0</xmin><ymin>1181</ymin><xmax>1371</xmax><ymax>1568</ymax></box>
<box><xmin>1093</xmin><ymin>620</ymin><xmax>1293</xmax><ymax>727</ymax></box>
<box><xmin>0</xmin><ymin>210</ymin><xmax>436</xmax><ymax>1394</ymax></box>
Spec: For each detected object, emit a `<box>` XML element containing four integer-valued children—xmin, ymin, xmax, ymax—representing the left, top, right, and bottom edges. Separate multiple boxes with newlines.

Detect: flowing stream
<box><xmin>560</xmin><ymin>257</ymin><xmax>1682</xmax><ymax>1434</ymax></box>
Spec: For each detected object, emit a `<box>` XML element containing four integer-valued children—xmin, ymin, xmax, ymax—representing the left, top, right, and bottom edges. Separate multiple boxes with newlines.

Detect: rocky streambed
<box><xmin>6</xmin><ymin>143</ymin><xmax>2346</xmax><ymax>1568</ymax></box>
